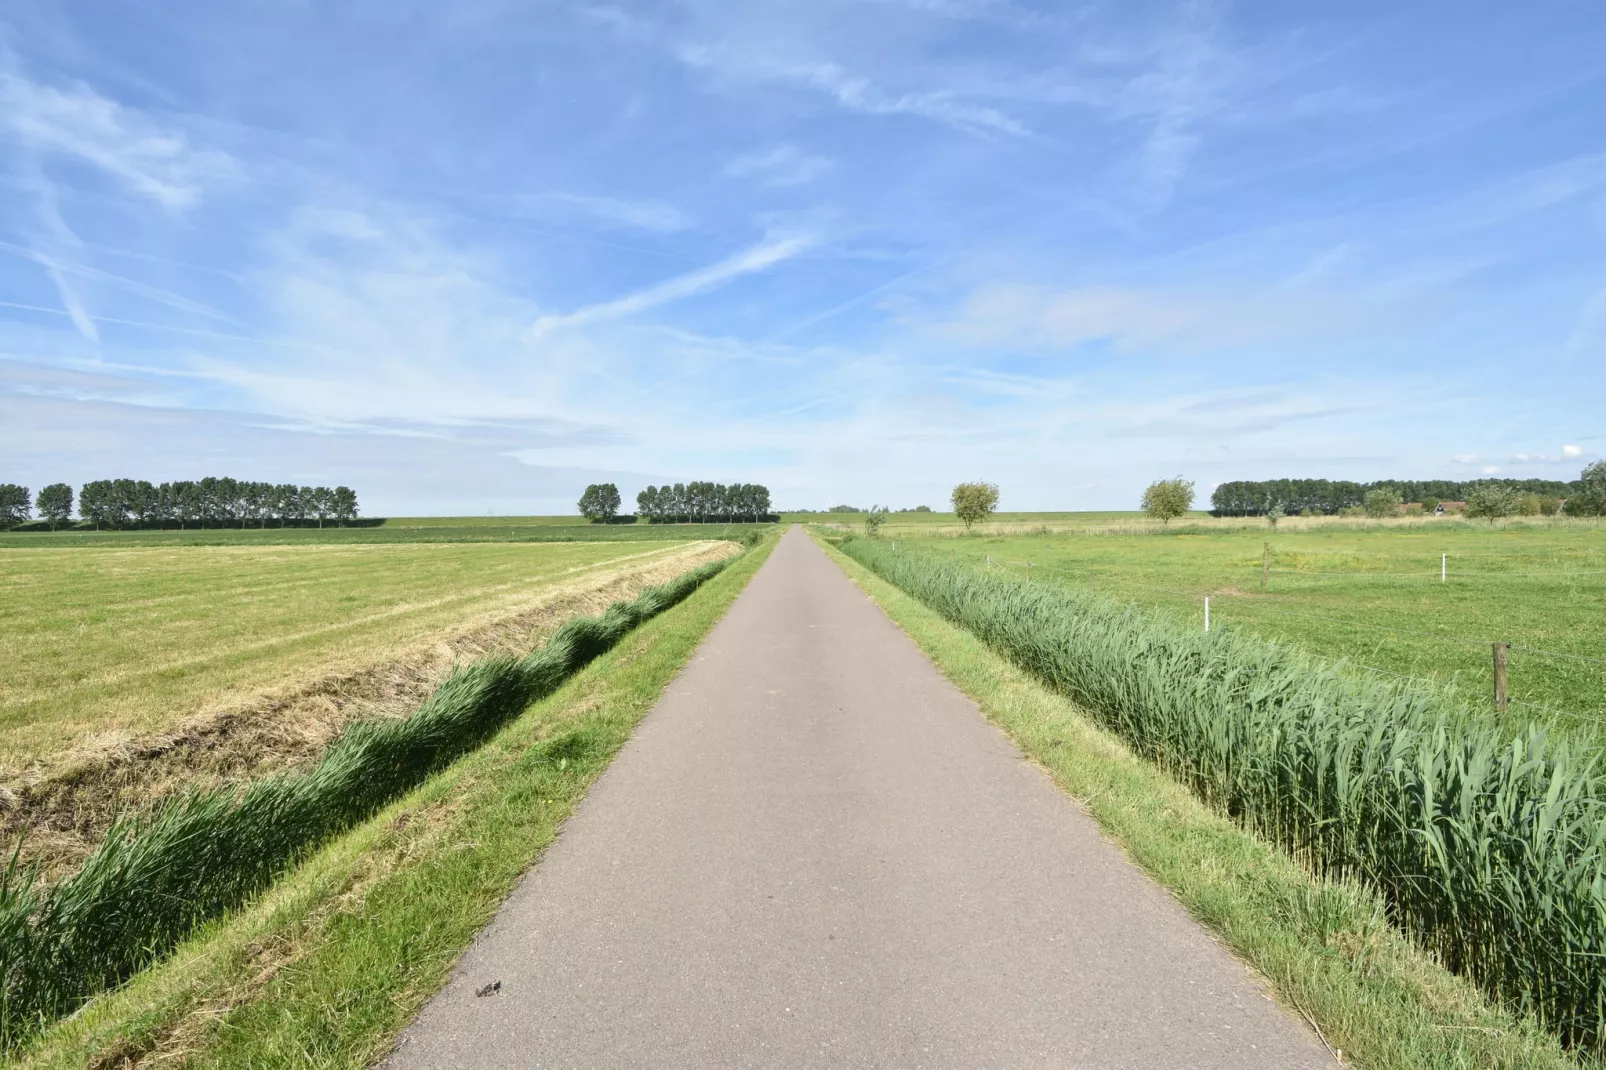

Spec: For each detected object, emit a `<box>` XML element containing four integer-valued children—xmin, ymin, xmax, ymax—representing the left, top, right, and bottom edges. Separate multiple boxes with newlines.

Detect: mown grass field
<box><xmin>866</xmin><ymin>520</ymin><xmax>1606</xmax><ymax>727</ymax></box>
<box><xmin>0</xmin><ymin>539</ymin><xmax>722</xmax><ymax>768</ymax></box>
<box><xmin>0</xmin><ymin>519</ymin><xmax>772</xmax><ymax>548</ymax></box>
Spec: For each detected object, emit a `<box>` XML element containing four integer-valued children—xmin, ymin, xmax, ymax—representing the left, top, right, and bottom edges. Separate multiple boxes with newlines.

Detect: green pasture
<box><xmin>877</xmin><ymin>523</ymin><xmax>1606</xmax><ymax>726</ymax></box>
<box><xmin>0</xmin><ymin>539</ymin><xmax>712</xmax><ymax>766</ymax></box>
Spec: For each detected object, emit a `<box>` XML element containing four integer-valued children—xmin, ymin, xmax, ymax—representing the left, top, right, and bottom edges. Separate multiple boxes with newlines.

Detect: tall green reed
<box><xmin>840</xmin><ymin>536</ymin><xmax>1606</xmax><ymax>1051</ymax></box>
<box><xmin>0</xmin><ymin>555</ymin><xmax>733</xmax><ymax>1051</ymax></box>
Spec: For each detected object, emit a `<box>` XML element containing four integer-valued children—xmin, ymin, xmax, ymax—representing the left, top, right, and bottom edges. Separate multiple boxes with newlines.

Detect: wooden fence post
<box><xmin>1493</xmin><ymin>642</ymin><xmax>1510</xmax><ymax>711</ymax></box>
<box><xmin>1261</xmin><ymin>541</ymin><xmax>1269</xmax><ymax>590</ymax></box>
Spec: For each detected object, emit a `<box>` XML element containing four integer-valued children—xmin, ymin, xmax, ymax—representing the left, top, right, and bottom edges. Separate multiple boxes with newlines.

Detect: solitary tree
<box><xmin>577</xmin><ymin>483</ymin><xmax>622</xmax><ymax>522</ymax></box>
<box><xmin>1566</xmin><ymin>461</ymin><xmax>1606</xmax><ymax>517</ymax></box>
<box><xmin>0</xmin><ymin>484</ymin><xmax>30</xmax><ymax>529</ymax></box>
<box><xmin>1362</xmin><ymin>486</ymin><xmax>1403</xmax><ymax>519</ymax></box>
<box><xmin>36</xmin><ymin>483</ymin><xmax>72</xmax><ymax>530</ymax></box>
<box><xmin>1265</xmin><ymin>502</ymin><xmax>1285</xmax><ymax>529</ymax></box>
<box><xmin>951</xmin><ymin>482</ymin><xmax>1000</xmax><ymax>530</ymax></box>
<box><xmin>863</xmin><ymin>505</ymin><xmax>889</xmax><ymax>538</ymax></box>
<box><xmin>1141</xmin><ymin>477</ymin><xmax>1194</xmax><ymax>525</ymax></box>
<box><xmin>1465</xmin><ymin>482</ymin><xmax>1519</xmax><ymax>523</ymax></box>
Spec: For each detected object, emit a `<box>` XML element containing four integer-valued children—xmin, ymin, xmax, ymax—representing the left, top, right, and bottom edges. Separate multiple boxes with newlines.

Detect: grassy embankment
<box><xmin>849</xmin><ymin>520</ymin><xmax>1605</xmax><ymax>725</ymax></box>
<box><xmin>820</xmin><ymin>534</ymin><xmax>1578</xmax><ymax>1070</ymax></box>
<box><xmin>4</xmin><ymin>537</ymin><xmax>773</xmax><ymax>1063</ymax></box>
<box><xmin>0</xmin><ymin>539</ymin><xmax>730</xmax><ymax>768</ymax></box>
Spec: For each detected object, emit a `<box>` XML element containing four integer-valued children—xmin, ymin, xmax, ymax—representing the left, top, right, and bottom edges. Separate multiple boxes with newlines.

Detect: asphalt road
<box><xmin>386</xmin><ymin>527</ymin><xmax>1336</xmax><ymax>1069</ymax></box>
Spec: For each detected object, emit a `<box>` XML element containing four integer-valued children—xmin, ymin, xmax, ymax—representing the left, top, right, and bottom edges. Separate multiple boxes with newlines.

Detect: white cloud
<box><xmin>530</xmin><ymin>192</ymin><xmax>692</xmax><ymax>232</ymax></box>
<box><xmin>40</xmin><ymin>260</ymin><xmax>99</xmax><ymax>341</ymax></box>
<box><xmin>678</xmin><ymin>47</ymin><xmax>1031</xmax><ymax>137</ymax></box>
<box><xmin>725</xmin><ymin>145</ymin><xmax>833</xmax><ymax>186</ymax></box>
<box><xmin>0</xmin><ymin>71</ymin><xmax>231</xmax><ymax>209</ymax></box>
<box><xmin>530</xmin><ymin>234</ymin><xmax>815</xmax><ymax>336</ymax></box>
<box><xmin>1510</xmin><ymin>446</ymin><xmax>1589</xmax><ymax>464</ymax></box>
<box><xmin>933</xmin><ymin>282</ymin><xmax>1378</xmax><ymax>353</ymax></box>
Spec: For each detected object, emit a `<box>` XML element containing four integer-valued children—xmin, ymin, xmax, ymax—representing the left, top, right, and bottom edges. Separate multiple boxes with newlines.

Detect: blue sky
<box><xmin>1</xmin><ymin>1</ymin><xmax>1603</xmax><ymax>515</ymax></box>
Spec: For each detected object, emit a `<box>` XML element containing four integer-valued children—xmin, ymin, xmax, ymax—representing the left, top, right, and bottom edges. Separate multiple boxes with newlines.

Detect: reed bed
<box><xmin>0</xmin><ymin>554</ymin><xmax>733</xmax><ymax>1051</ymax></box>
<box><xmin>839</xmin><ymin>536</ymin><xmax>1606</xmax><ymax>1052</ymax></box>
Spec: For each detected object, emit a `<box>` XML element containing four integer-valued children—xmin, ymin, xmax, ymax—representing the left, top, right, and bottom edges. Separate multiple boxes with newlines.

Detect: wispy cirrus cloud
<box><xmin>530</xmin><ymin>234</ymin><xmax>815</xmax><ymax>336</ymax></box>
<box><xmin>526</xmin><ymin>191</ymin><xmax>693</xmax><ymax>232</ymax></box>
<box><xmin>725</xmin><ymin>145</ymin><xmax>833</xmax><ymax>187</ymax></box>
<box><xmin>677</xmin><ymin>46</ymin><xmax>1033</xmax><ymax>138</ymax></box>
<box><xmin>930</xmin><ymin>281</ymin><xmax>1391</xmax><ymax>353</ymax></box>
<box><xmin>0</xmin><ymin>70</ymin><xmax>232</xmax><ymax>209</ymax></box>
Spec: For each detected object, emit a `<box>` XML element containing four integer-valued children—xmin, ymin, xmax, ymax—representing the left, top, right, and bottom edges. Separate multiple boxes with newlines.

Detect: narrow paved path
<box><xmin>387</xmin><ymin>528</ymin><xmax>1335</xmax><ymax>1069</ymax></box>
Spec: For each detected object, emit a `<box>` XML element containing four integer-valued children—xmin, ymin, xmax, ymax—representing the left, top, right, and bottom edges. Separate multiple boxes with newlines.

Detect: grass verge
<box><xmin>818</xmin><ymin>535</ymin><xmax>1577</xmax><ymax>1070</ymax></box>
<box><xmin>11</xmin><ymin>535</ymin><xmax>774</xmax><ymax>1069</ymax></box>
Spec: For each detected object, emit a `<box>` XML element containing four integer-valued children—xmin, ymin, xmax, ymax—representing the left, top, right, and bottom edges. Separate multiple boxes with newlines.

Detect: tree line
<box><xmin>576</xmin><ymin>482</ymin><xmax>774</xmax><ymax>523</ymax></box>
<box><xmin>0</xmin><ymin>478</ymin><xmax>360</xmax><ymax>530</ymax></box>
<box><xmin>636</xmin><ymin>482</ymin><xmax>773</xmax><ymax>523</ymax></box>
<box><xmin>1209</xmin><ymin>475</ymin><xmax>1590</xmax><ymax>516</ymax></box>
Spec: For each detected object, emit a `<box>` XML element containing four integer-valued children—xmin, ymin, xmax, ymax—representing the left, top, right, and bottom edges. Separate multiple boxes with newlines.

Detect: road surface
<box><xmin>387</xmin><ymin>527</ymin><xmax>1335</xmax><ymax>1069</ymax></box>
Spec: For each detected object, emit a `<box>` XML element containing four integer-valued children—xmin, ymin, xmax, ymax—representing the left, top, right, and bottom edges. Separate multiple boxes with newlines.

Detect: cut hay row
<box><xmin>837</xmin><ymin>535</ymin><xmax>1606</xmax><ymax>1053</ymax></box>
<box><xmin>0</xmin><ymin>553</ymin><xmax>736</xmax><ymax>1052</ymax></box>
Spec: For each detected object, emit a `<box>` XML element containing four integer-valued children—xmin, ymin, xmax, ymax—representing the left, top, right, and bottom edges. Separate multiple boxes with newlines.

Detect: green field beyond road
<box><xmin>0</xmin><ymin>540</ymin><xmax>711</xmax><ymax>766</ymax></box>
<box><xmin>882</xmin><ymin>522</ymin><xmax>1606</xmax><ymax>726</ymax></box>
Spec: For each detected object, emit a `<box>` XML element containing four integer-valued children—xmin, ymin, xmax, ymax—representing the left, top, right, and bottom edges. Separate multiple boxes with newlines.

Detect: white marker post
<box><xmin>1442</xmin><ymin>553</ymin><xmax>1447</xmax><ymax>583</ymax></box>
<box><xmin>1204</xmin><ymin>596</ymin><xmax>1211</xmax><ymax>633</ymax></box>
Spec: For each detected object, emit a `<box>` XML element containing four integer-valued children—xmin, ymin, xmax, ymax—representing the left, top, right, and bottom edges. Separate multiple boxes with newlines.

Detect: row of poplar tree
<box><xmin>0</xmin><ymin>478</ymin><xmax>360</xmax><ymax>530</ymax></box>
<box><xmin>637</xmin><ymin>482</ymin><xmax>772</xmax><ymax>523</ymax></box>
<box><xmin>576</xmin><ymin>482</ymin><xmax>773</xmax><ymax>523</ymax></box>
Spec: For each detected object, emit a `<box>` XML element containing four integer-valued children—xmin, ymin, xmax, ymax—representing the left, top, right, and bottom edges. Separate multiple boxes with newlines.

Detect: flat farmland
<box><xmin>0</xmin><ymin>539</ymin><xmax>728</xmax><ymax>770</ymax></box>
<box><xmin>889</xmin><ymin>523</ymin><xmax>1606</xmax><ymax>727</ymax></box>
<box><xmin>0</xmin><ymin>519</ymin><xmax>771</xmax><ymax>548</ymax></box>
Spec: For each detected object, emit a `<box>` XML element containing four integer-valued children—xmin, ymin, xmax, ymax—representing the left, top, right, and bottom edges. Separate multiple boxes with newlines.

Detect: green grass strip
<box><xmin>821</xmin><ymin>535</ymin><xmax>1576</xmax><ymax>1069</ymax></box>
<box><xmin>834</xmin><ymin>534</ymin><xmax>1606</xmax><ymax>1057</ymax></box>
<box><xmin>0</xmin><ymin>552</ymin><xmax>741</xmax><ymax>1053</ymax></box>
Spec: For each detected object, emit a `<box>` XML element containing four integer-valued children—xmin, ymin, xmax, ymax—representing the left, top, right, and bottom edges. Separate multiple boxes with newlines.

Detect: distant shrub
<box><xmin>951</xmin><ymin>482</ymin><xmax>1000</xmax><ymax>530</ymax></box>
<box><xmin>1539</xmin><ymin>497</ymin><xmax>1563</xmax><ymax>516</ymax></box>
<box><xmin>1565</xmin><ymin>462</ymin><xmax>1606</xmax><ymax>517</ymax></box>
<box><xmin>1140</xmin><ymin>477</ymin><xmax>1193</xmax><ymax>525</ymax></box>
<box><xmin>1466</xmin><ymin>483</ymin><xmax>1521</xmax><ymax>522</ymax></box>
<box><xmin>1362</xmin><ymin>486</ymin><xmax>1402</xmax><ymax>518</ymax></box>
